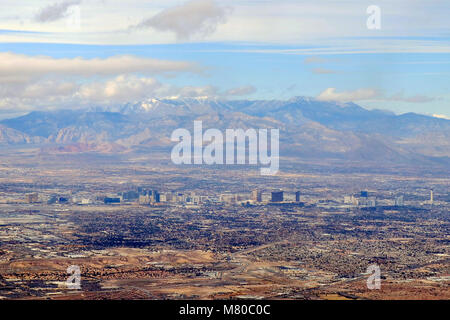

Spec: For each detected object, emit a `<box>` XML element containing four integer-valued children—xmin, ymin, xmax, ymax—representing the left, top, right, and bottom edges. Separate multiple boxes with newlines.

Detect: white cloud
<box><xmin>0</xmin><ymin>0</ymin><xmax>449</xmax><ymax>48</ymax></box>
<box><xmin>35</xmin><ymin>0</ymin><xmax>81</xmax><ymax>23</ymax></box>
<box><xmin>304</xmin><ymin>56</ymin><xmax>328</xmax><ymax>64</ymax></box>
<box><xmin>311</xmin><ymin>68</ymin><xmax>336</xmax><ymax>74</ymax></box>
<box><xmin>22</xmin><ymin>80</ymin><xmax>78</xmax><ymax>99</ymax></box>
<box><xmin>317</xmin><ymin>87</ymin><xmax>436</xmax><ymax>103</ymax></box>
<box><xmin>432</xmin><ymin>114</ymin><xmax>450</xmax><ymax>120</ymax></box>
<box><xmin>0</xmin><ymin>52</ymin><xmax>203</xmax><ymax>112</ymax></box>
<box><xmin>0</xmin><ymin>74</ymin><xmax>231</xmax><ymax>112</ymax></box>
<box><xmin>78</xmin><ymin>75</ymin><xmax>163</xmax><ymax>103</ymax></box>
<box><xmin>388</xmin><ymin>93</ymin><xmax>435</xmax><ymax>103</ymax></box>
<box><xmin>0</xmin><ymin>52</ymin><xmax>198</xmax><ymax>81</ymax></box>
<box><xmin>317</xmin><ymin>88</ymin><xmax>378</xmax><ymax>102</ymax></box>
<box><xmin>131</xmin><ymin>0</ymin><xmax>231</xmax><ymax>40</ymax></box>
<box><xmin>225</xmin><ymin>85</ymin><xmax>256</xmax><ymax>96</ymax></box>
<box><xmin>175</xmin><ymin>85</ymin><xmax>219</xmax><ymax>98</ymax></box>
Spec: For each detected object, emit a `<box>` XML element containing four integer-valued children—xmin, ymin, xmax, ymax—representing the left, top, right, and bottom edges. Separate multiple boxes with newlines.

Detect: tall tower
<box><xmin>251</xmin><ymin>189</ymin><xmax>262</xmax><ymax>202</ymax></box>
<box><xmin>295</xmin><ymin>191</ymin><xmax>301</xmax><ymax>202</ymax></box>
<box><xmin>152</xmin><ymin>190</ymin><xmax>160</xmax><ymax>203</ymax></box>
<box><xmin>271</xmin><ymin>191</ymin><xmax>283</xmax><ymax>202</ymax></box>
<box><xmin>430</xmin><ymin>189</ymin><xmax>434</xmax><ymax>205</ymax></box>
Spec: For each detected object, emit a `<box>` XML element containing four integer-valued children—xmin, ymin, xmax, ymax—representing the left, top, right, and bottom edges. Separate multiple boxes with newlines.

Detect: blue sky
<box><xmin>0</xmin><ymin>0</ymin><xmax>449</xmax><ymax>119</ymax></box>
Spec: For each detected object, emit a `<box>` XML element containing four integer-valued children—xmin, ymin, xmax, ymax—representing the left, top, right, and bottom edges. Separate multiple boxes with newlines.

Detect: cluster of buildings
<box><xmin>342</xmin><ymin>190</ymin><xmax>434</xmax><ymax>208</ymax></box>
<box><xmin>108</xmin><ymin>189</ymin><xmax>161</xmax><ymax>205</ymax></box>
<box><xmin>18</xmin><ymin>188</ymin><xmax>304</xmax><ymax>207</ymax></box>
<box><xmin>343</xmin><ymin>191</ymin><xmax>378</xmax><ymax>207</ymax></box>
<box><xmin>17</xmin><ymin>187</ymin><xmax>438</xmax><ymax>209</ymax></box>
<box><xmin>216</xmin><ymin>189</ymin><xmax>302</xmax><ymax>205</ymax></box>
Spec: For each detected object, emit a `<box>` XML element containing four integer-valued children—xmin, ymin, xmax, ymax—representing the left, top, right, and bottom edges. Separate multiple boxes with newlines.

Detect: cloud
<box><xmin>0</xmin><ymin>52</ymin><xmax>199</xmax><ymax>81</ymax></box>
<box><xmin>433</xmin><ymin>114</ymin><xmax>450</xmax><ymax>120</ymax></box>
<box><xmin>0</xmin><ymin>76</ymin><xmax>73</xmax><ymax>98</ymax></box>
<box><xmin>388</xmin><ymin>93</ymin><xmax>435</xmax><ymax>103</ymax></box>
<box><xmin>0</xmin><ymin>52</ymin><xmax>202</xmax><ymax>112</ymax></box>
<box><xmin>304</xmin><ymin>56</ymin><xmax>328</xmax><ymax>64</ymax></box>
<box><xmin>175</xmin><ymin>85</ymin><xmax>219</xmax><ymax>98</ymax></box>
<box><xmin>171</xmin><ymin>84</ymin><xmax>256</xmax><ymax>98</ymax></box>
<box><xmin>22</xmin><ymin>80</ymin><xmax>78</xmax><ymax>99</ymax></box>
<box><xmin>79</xmin><ymin>78</ymin><xmax>233</xmax><ymax>102</ymax></box>
<box><xmin>78</xmin><ymin>75</ymin><xmax>163</xmax><ymax>103</ymax></box>
<box><xmin>225</xmin><ymin>85</ymin><xmax>256</xmax><ymax>96</ymax></box>
<box><xmin>317</xmin><ymin>87</ymin><xmax>436</xmax><ymax>103</ymax></box>
<box><xmin>317</xmin><ymin>88</ymin><xmax>378</xmax><ymax>102</ymax></box>
<box><xmin>131</xmin><ymin>0</ymin><xmax>231</xmax><ymax>40</ymax></box>
<box><xmin>311</xmin><ymin>68</ymin><xmax>336</xmax><ymax>74</ymax></box>
<box><xmin>0</xmin><ymin>79</ymin><xmax>80</xmax><ymax>114</ymax></box>
<box><xmin>0</xmin><ymin>74</ymin><xmax>229</xmax><ymax>112</ymax></box>
<box><xmin>0</xmin><ymin>0</ymin><xmax>448</xmax><ymax>47</ymax></box>
<box><xmin>35</xmin><ymin>0</ymin><xmax>81</xmax><ymax>23</ymax></box>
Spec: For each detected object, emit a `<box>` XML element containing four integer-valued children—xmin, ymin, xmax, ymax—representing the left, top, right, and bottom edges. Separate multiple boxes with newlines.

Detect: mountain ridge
<box><xmin>0</xmin><ymin>97</ymin><xmax>449</xmax><ymax>169</ymax></box>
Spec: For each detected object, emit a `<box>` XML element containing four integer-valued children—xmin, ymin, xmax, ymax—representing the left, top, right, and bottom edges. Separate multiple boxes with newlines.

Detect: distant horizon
<box><xmin>0</xmin><ymin>94</ymin><xmax>448</xmax><ymax>122</ymax></box>
<box><xmin>0</xmin><ymin>1</ymin><xmax>449</xmax><ymax>119</ymax></box>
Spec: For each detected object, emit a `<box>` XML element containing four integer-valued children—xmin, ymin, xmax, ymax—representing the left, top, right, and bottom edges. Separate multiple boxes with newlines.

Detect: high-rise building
<box><xmin>295</xmin><ymin>191</ymin><xmax>301</xmax><ymax>202</ymax></box>
<box><xmin>344</xmin><ymin>196</ymin><xmax>357</xmax><ymax>204</ymax></box>
<box><xmin>120</xmin><ymin>191</ymin><xmax>139</xmax><ymax>201</ymax></box>
<box><xmin>58</xmin><ymin>197</ymin><xmax>69</xmax><ymax>204</ymax></box>
<box><xmin>47</xmin><ymin>196</ymin><xmax>58</xmax><ymax>204</ymax></box>
<box><xmin>81</xmin><ymin>198</ymin><xmax>91</xmax><ymax>205</ymax></box>
<box><xmin>395</xmin><ymin>195</ymin><xmax>404</xmax><ymax>206</ymax></box>
<box><xmin>430</xmin><ymin>189</ymin><xmax>434</xmax><ymax>205</ymax></box>
<box><xmin>104</xmin><ymin>197</ymin><xmax>120</xmax><ymax>204</ymax></box>
<box><xmin>220</xmin><ymin>194</ymin><xmax>235</xmax><ymax>203</ymax></box>
<box><xmin>358</xmin><ymin>197</ymin><xmax>376</xmax><ymax>207</ymax></box>
<box><xmin>139</xmin><ymin>195</ymin><xmax>151</xmax><ymax>204</ymax></box>
<box><xmin>271</xmin><ymin>191</ymin><xmax>283</xmax><ymax>202</ymax></box>
<box><xmin>251</xmin><ymin>189</ymin><xmax>262</xmax><ymax>202</ymax></box>
<box><xmin>151</xmin><ymin>190</ymin><xmax>160</xmax><ymax>203</ymax></box>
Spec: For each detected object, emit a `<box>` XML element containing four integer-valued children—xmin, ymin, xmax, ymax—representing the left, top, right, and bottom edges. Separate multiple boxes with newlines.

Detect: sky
<box><xmin>0</xmin><ymin>0</ymin><xmax>449</xmax><ymax>119</ymax></box>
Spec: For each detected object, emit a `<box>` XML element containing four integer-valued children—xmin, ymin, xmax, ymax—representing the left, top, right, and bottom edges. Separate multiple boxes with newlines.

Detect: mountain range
<box><xmin>1</xmin><ymin>97</ymin><xmax>449</xmax><ymax>169</ymax></box>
